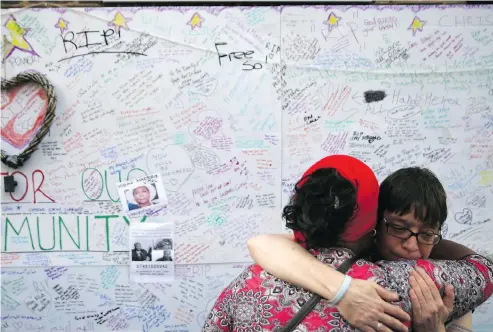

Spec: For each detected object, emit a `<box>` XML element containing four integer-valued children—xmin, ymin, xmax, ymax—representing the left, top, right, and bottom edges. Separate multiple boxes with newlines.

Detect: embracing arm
<box><xmin>430</xmin><ymin>239</ymin><xmax>475</xmax><ymax>260</ymax></box>
<box><xmin>248</xmin><ymin>233</ymin><xmax>344</xmax><ymax>299</ymax></box>
<box><xmin>248</xmin><ymin>234</ymin><xmax>411</xmax><ymax>332</ymax></box>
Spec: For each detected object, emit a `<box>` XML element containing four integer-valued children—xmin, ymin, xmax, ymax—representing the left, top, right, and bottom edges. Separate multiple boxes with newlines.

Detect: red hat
<box><xmin>294</xmin><ymin>155</ymin><xmax>379</xmax><ymax>244</ymax></box>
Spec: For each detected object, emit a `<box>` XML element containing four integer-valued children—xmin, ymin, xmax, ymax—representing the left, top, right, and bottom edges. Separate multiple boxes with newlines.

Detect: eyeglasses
<box><xmin>383</xmin><ymin>218</ymin><xmax>442</xmax><ymax>245</ymax></box>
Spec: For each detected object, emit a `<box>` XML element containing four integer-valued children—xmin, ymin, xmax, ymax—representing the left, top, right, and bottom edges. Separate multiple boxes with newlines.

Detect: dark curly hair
<box><xmin>283</xmin><ymin>168</ymin><xmax>359</xmax><ymax>249</ymax></box>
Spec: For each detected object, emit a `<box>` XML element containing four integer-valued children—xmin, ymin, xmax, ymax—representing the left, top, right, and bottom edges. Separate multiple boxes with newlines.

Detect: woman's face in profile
<box><xmin>133</xmin><ymin>186</ymin><xmax>150</xmax><ymax>204</ymax></box>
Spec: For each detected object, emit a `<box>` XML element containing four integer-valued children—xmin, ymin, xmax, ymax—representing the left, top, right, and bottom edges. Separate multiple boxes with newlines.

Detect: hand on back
<box><xmin>409</xmin><ymin>267</ymin><xmax>454</xmax><ymax>332</ymax></box>
<box><xmin>337</xmin><ymin>279</ymin><xmax>410</xmax><ymax>332</ymax></box>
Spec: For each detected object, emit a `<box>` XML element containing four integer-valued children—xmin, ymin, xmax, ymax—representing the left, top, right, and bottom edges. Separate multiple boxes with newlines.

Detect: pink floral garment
<box><xmin>203</xmin><ymin>248</ymin><xmax>493</xmax><ymax>332</ymax></box>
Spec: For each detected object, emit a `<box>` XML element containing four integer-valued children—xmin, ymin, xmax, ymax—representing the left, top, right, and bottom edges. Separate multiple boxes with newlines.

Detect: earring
<box><xmin>369</xmin><ymin>229</ymin><xmax>377</xmax><ymax>237</ymax></box>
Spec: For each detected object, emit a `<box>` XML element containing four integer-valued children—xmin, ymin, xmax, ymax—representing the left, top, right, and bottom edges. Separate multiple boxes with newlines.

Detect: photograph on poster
<box><xmin>131</xmin><ymin>240</ymin><xmax>152</xmax><ymax>262</ymax></box>
<box><xmin>129</xmin><ymin>223</ymin><xmax>175</xmax><ymax>283</ymax></box>
<box><xmin>152</xmin><ymin>249</ymin><xmax>173</xmax><ymax>262</ymax></box>
<box><xmin>151</xmin><ymin>238</ymin><xmax>174</xmax><ymax>261</ymax></box>
<box><xmin>117</xmin><ymin>174</ymin><xmax>167</xmax><ymax>215</ymax></box>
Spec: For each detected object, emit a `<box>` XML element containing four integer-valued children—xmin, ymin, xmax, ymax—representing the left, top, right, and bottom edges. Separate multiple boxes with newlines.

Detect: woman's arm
<box><xmin>248</xmin><ymin>234</ymin><xmax>344</xmax><ymax>298</ymax></box>
<box><xmin>430</xmin><ymin>239</ymin><xmax>475</xmax><ymax>260</ymax></box>
<box><xmin>446</xmin><ymin>312</ymin><xmax>473</xmax><ymax>332</ymax></box>
<box><xmin>248</xmin><ymin>234</ymin><xmax>411</xmax><ymax>331</ymax></box>
<box><xmin>381</xmin><ymin>255</ymin><xmax>493</xmax><ymax>324</ymax></box>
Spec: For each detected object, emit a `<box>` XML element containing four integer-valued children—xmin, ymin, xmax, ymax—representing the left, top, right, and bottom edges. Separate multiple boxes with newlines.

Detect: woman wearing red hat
<box><xmin>204</xmin><ymin>155</ymin><xmax>492</xmax><ymax>332</ymax></box>
<box><xmin>247</xmin><ymin>156</ymin><xmax>490</xmax><ymax>332</ymax></box>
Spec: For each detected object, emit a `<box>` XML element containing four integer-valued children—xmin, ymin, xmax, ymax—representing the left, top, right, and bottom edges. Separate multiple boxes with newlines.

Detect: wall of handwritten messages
<box><xmin>1</xmin><ymin>5</ymin><xmax>492</xmax><ymax>331</ymax></box>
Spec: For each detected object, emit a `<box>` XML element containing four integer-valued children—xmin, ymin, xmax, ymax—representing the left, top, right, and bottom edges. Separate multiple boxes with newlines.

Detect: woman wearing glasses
<box><xmin>248</xmin><ymin>167</ymin><xmax>486</xmax><ymax>331</ymax></box>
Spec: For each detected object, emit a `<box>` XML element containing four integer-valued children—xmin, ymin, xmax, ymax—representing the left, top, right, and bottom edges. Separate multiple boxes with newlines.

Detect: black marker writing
<box><xmin>58</xmin><ymin>51</ymin><xmax>146</xmax><ymax>62</ymax></box>
<box><xmin>77</xmin><ymin>30</ymin><xmax>102</xmax><ymax>49</ymax></box>
<box><xmin>215</xmin><ymin>42</ymin><xmax>262</xmax><ymax>71</ymax></box>
<box><xmin>61</xmin><ymin>29</ymin><xmax>121</xmax><ymax>53</ymax></box>
<box><xmin>242</xmin><ymin>62</ymin><xmax>262</xmax><ymax>71</ymax></box>
<box><xmin>61</xmin><ymin>31</ymin><xmax>77</xmax><ymax>53</ymax></box>
<box><xmin>101</xmin><ymin>29</ymin><xmax>118</xmax><ymax>45</ymax></box>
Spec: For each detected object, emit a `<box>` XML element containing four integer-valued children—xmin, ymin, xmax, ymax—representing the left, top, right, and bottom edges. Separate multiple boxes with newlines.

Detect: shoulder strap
<box><xmin>279</xmin><ymin>255</ymin><xmax>359</xmax><ymax>332</ymax></box>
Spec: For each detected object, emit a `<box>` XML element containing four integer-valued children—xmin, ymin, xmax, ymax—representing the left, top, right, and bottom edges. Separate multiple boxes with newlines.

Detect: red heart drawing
<box><xmin>1</xmin><ymin>83</ymin><xmax>48</xmax><ymax>152</ymax></box>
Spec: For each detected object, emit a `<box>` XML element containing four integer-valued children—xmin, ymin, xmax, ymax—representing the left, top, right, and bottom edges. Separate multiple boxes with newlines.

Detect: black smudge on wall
<box><xmin>364</xmin><ymin>90</ymin><xmax>386</xmax><ymax>103</ymax></box>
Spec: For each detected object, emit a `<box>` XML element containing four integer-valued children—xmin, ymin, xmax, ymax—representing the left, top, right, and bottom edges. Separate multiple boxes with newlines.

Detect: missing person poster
<box><xmin>117</xmin><ymin>173</ymin><xmax>167</xmax><ymax>217</ymax></box>
<box><xmin>129</xmin><ymin>222</ymin><xmax>174</xmax><ymax>283</ymax></box>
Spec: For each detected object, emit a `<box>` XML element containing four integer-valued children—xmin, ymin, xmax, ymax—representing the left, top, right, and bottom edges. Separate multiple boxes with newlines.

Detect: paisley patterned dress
<box><xmin>203</xmin><ymin>247</ymin><xmax>493</xmax><ymax>332</ymax></box>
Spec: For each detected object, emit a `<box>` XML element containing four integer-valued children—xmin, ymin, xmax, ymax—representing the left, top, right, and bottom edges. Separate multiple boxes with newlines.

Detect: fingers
<box><xmin>442</xmin><ymin>284</ymin><xmax>455</xmax><ymax>310</ymax></box>
<box><xmin>409</xmin><ymin>288</ymin><xmax>421</xmax><ymax>318</ymax></box>
<box><xmin>374</xmin><ymin>324</ymin><xmax>393</xmax><ymax>332</ymax></box>
<box><xmin>377</xmin><ymin>312</ymin><xmax>409</xmax><ymax>332</ymax></box>
<box><xmin>445</xmin><ymin>284</ymin><xmax>454</xmax><ymax>299</ymax></box>
<box><xmin>375</xmin><ymin>284</ymin><xmax>411</xmax><ymax>322</ymax></box>
<box><xmin>375</xmin><ymin>284</ymin><xmax>400</xmax><ymax>302</ymax></box>
<box><xmin>381</xmin><ymin>301</ymin><xmax>411</xmax><ymax>322</ymax></box>
<box><xmin>341</xmin><ymin>281</ymin><xmax>410</xmax><ymax>332</ymax></box>
<box><xmin>361</xmin><ymin>327</ymin><xmax>377</xmax><ymax>332</ymax></box>
<box><xmin>415</xmin><ymin>267</ymin><xmax>442</xmax><ymax>302</ymax></box>
<box><xmin>361</xmin><ymin>323</ymin><xmax>392</xmax><ymax>332</ymax></box>
<box><xmin>410</xmin><ymin>286</ymin><xmax>424</xmax><ymax>320</ymax></box>
<box><xmin>409</xmin><ymin>287</ymin><xmax>418</xmax><ymax>308</ymax></box>
<box><xmin>410</xmin><ymin>269</ymin><xmax>435</xmax><ymax>304</ymax></box>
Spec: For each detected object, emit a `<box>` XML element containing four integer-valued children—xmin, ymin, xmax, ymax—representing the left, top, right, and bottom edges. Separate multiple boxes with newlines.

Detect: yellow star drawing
<box><xmin>55</xmin><ymin>18</ymin><xmax>70</xmax><ymax>34</ymax></box>
<box><xmin>109</xmin><ymin>11</ymin><xmax>131</xmax><ymax>33</ymax></box>
<box><xmin>408</xmin><ymin>16</ymin><xmax>426</xmax><ymax>36</ymax></box>
<box><xmin>3</xmin><ymin>15</ymin><xmax>37</xmax><ymax>60</ymax></box>
<box><xmin>2</xmin><ymin>35</ymin><xmax>13</xmax><ymax>61</ymax></box>
<box><xmin>325</xmin><ymin>12</ymin><xmax>341</xmax><ymax>27</ymax></box>
<box><xmin>187</xmin><ymin>12</ymin><xmax>205</xmax><ymax>30</ymax></box>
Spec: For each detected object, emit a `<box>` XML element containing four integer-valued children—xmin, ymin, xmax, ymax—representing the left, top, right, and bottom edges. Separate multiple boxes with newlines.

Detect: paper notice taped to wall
<box><xmin>129</xmin><ymin>222</ymin><xmax>174</xmax><ymax>283</ymax></box>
